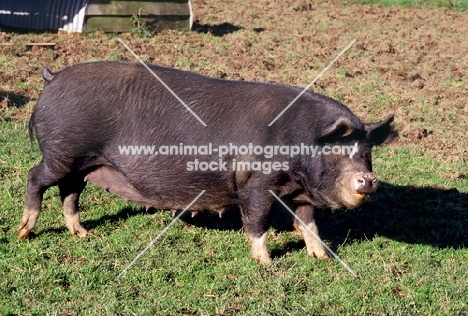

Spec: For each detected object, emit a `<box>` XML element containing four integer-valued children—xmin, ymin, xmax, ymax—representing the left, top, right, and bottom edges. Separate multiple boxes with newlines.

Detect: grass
<box><xmin>1</xmin><ymin>0</ymin><xmax>468</xmax><ymax>314</ymax></box>
<box><xmin>343</xmin><ymin>0</ymin><xmax>468</xmax><ymax>10</ymax></box>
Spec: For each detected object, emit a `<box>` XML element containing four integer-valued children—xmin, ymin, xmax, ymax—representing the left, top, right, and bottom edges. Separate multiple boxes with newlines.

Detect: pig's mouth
<box><xmin>336</xmin><ymin>184</ymin><xmax>369</xmax><ymax>209</ymax></box>
<box><xmin>310</xmin><ymin>186</ymin><xmax>368</xmax><ymax>210</ymax></box>
<box><xmin>356</xmin><ymin>192</ymin><xmax>367</xmax><ymax>200</ymax></box>
<box><xmin>348</xmin><ymin>190</ymin><xmax>368</xmax><ymax>205</ymax></box>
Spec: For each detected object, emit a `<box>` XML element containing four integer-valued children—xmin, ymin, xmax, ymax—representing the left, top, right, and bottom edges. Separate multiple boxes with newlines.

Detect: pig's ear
<box><xmin>317</xmin><ymin>117</ymin><xmax>353</xmax><ymax>143</ymax></box>
<box><xmin>364</xmin><ymin>114</ymin><xmax>398</xmax><ymax>145</ymax></box>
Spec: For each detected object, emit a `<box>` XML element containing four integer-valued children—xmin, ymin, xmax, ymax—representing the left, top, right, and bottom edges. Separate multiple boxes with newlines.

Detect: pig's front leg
<box><xmin>239</xmin><ymin>190</ymin><xmax>275</xmax><ymax>264</ymax></box>
<box><xmin>294</xmin><ymin>204</ymin><xmax>330</xmax><ymax>259</ymax></box>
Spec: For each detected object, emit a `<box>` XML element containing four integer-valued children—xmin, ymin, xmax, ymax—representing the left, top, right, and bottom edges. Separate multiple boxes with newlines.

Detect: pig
<box><xmin>19</xmin><ymin>61</ymin><xmax>397</xmax><ymax>263</ymax></box>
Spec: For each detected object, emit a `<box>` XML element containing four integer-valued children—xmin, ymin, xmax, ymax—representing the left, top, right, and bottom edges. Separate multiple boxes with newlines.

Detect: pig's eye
<box><xmin>362</xmin><ymin>148</ymin><xmax>372</xmax><ymax>162</ymax></box>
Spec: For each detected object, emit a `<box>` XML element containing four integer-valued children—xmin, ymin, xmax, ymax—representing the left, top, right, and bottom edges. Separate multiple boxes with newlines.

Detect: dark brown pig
<box><xmin>19</xmin><ymin>61</ymin><xmax>397</xmax><ymax>263</ymax></box>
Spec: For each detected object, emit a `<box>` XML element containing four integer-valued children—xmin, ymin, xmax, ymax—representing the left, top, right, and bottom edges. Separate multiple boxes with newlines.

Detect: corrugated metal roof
<box><xmin>0</xmin><ymin>0</ymin><xmax>87</xmax><ymax>32</ymax></box>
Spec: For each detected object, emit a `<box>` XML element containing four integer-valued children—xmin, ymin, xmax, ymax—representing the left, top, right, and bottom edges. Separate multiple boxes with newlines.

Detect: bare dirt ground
<box><xmin>1</xmin><ymin>0</ymin><xmax>467</xmax><ymax>162</ymax></box>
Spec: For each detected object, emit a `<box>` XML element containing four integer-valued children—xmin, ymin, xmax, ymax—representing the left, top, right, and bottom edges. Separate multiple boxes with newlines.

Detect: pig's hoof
<box><xmin>18</xmin><ymin>220</ymin><xmax>33</xmax><ymax>239</ymax></box>
<box><xmin>75</xmin><ymin>227</ymin><xmax>88</xmax><ymax>238</ymax></box>
<box><xmin>18</xmin><ymin>227</ymin><xmax>31</xmax><ymax>239</ymax></box>
<box><xmin>257</xmin><ymin>257</ymin><xmax>272</xmax><ymax>264</ymax></box>
<box><xmin>18</xmin><ymin>211</ymin><xmax>39</xmax><ymax>239</ymax></box>
<box><xmin>253</xmin><ymin>254</ymin><xmax>272</xmax><ymax>264</ymax></box>
<box><xmin>68</xmin><ymin>223</ymin><xmax>88</xmax><ymax>238</ymax></box>
<box><xmin>310</xmin><ymin>250</ymin><xmax>330</xmax><ymax>259</ymax></box>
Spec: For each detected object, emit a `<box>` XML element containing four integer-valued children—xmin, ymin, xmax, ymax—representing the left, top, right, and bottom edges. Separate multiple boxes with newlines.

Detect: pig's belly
<box><xmin>84</xmin><ymin>165</ymin><xmax>236</xmax><ymax>212</ymax></box>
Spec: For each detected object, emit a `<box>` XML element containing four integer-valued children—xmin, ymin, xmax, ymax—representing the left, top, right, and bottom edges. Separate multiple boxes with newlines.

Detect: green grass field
<box><xmin>1</xmin><ymin>0</ymin><xmax>468</xmax><ymax>314</ymax></box>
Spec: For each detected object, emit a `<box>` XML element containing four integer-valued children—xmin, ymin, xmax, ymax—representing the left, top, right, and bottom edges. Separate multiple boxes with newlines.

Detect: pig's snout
<box><xmin>354</xmin><ymin>172</ymin><xmax>378</xmax><ymax>195</ymax></box>
<box><xmin>333</xmin><ymin>171</ymin><xmax>379</xmax><ymax>209</ymax></box>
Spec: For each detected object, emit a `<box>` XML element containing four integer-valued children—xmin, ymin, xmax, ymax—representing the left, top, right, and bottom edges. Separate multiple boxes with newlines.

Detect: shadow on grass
<box><xmin>0</xmin><ymin>91</ymin><xmax>31</xmax><ymax>108</ymax></box>
<box><xmin>271</xmin><ymin>182</ymin><xmax>467</xmax><ymax>258</ymax></box>
<box><xmin>32</xmin><ymin>206</ymin><xmax>146</xmax><ymax>238</ymax></box>
<box><xmin>192</xmin><ymin>22</ymin><xmax>243</xmax><ymax>37</ymax></box>
<box><xmin>35</xmin><ymin>204</ymin><xmax>242</xmax><ymax>238</ymax></box>
<box><xmin>317</xmin><ymin>182</ymin><xmax>467</xmax><ymax>250</ymax></box>
<box><xmin>180</xmin><ymin>182</ymin><xmax>467</xmax><ymax>257</ymax></box>
<box><xmin>35</xmin><ymin>182</ymin><xmax>467</xmax><ymax>257</ymax></box>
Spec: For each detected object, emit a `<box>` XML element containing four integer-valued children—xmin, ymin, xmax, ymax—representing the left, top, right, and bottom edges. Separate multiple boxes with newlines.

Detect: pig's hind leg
<box><xmin>294</xmin><ymin>204</ymin><xmax>329</xmax><ymax>259</ymax></box>
<box><xmin>18</xmin><ymin>161</ymin><xmax>61</xmax><ymax>238</ymax></box>
<box><xmin>58</xmin><ymin>174</ymin><xmax>88</xmax><ymax>237</ymax></box>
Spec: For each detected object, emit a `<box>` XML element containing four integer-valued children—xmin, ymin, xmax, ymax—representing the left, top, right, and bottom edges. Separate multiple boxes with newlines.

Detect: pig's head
<box><xmin>299</xmin><ymin>114</ymin><xmax>397</xmax><ymax>210</ymax></box>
